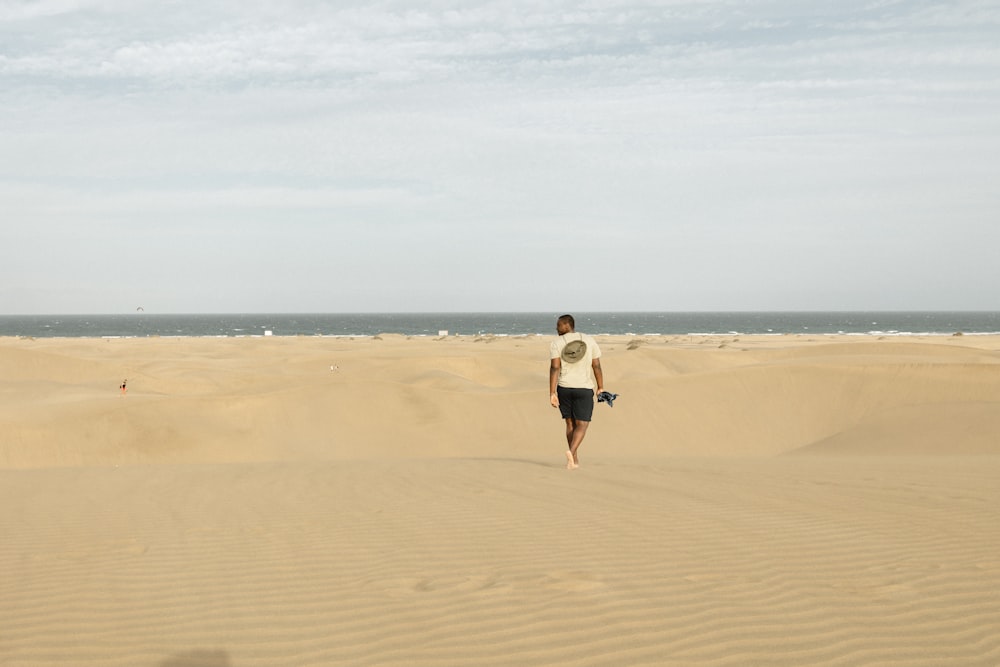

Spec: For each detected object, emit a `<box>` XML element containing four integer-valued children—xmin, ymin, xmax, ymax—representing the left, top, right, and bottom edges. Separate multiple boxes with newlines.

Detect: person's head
<box><xmin>556</xmin><ymin>314</ymin><xmax>575</xmax><ymax>335</ymax></box>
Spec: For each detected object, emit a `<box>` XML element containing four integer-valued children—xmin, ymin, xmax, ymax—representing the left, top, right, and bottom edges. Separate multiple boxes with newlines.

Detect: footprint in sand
<box><xmin>117</xmin><ymin>539</ymin><xmax>149</xmax><ymax>556</ymax></box>
<box><xmin>539</xmin><ymin>571</ymin><xmax>607</xmax><ymax>593</ymax></box>
<box><xmin>367</xmin><ymin>574</ymin><xmax>511</xmax><ymax>598</ymax></box>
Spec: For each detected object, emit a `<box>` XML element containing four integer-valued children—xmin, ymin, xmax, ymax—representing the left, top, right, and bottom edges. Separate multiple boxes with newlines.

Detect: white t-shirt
<box><xmin>550</xmin><ymin>332</ymin><xmax>601</xmax><ymax>389</ymax></box>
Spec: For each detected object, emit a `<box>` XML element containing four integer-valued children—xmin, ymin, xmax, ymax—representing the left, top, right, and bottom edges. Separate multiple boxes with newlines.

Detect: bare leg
<box><xmin>563</xmin><ymin>419</ymin><xmax>579</xmax><ymax>469</ymax></box>
<box><xmin>565</xmin><ymin>449</ymin><xmax>578</xmax><ymax>470</ymax></box>
<box><xmin>569</xmin><ymin>420</ymin><xmax>589</xmax><ymax>465</ymax></box>
<box><xmin>564</xmin><ymin>418</ymin><xmax>589</xmax><ymax>468</ymax></box>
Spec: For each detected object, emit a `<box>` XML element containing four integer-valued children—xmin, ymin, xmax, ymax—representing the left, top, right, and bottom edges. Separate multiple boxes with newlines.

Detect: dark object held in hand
<box><xmin>597</xmin><ymin>391</ymin><xmax>618</xmax><ymax>407</ymax></box>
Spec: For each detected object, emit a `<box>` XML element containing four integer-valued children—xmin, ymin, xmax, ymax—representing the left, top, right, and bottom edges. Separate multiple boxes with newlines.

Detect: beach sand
<box><xmin>2</xmin><ymin>334</ymin><xmax>999</xmax><ymax>665</ymax></box>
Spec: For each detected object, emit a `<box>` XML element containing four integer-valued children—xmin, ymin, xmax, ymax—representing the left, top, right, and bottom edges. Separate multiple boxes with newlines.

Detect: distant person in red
<box><xmin>120</xmin><ymin>379</ymin><xmax>127</xmax><ymax>396</ymax></box>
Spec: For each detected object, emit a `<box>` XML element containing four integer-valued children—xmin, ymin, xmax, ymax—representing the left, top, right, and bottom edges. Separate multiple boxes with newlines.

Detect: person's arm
<box><xmin>549</xmin><ymin>357</ymin><xmax>561</xmax><ymax>407</ymax></box>
<box><xmin>592</xmin><ymin>358</ymin><xmax>604</xmax><ymax>395</ymax></box>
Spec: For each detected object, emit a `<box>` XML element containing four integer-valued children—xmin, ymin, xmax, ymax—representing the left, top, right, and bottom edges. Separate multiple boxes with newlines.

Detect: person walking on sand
<box><xmin>549</xmin><ymin>314</ymin><xmax>604</xmax><ymax>469</ymax></box>
<box><xmin>120</xmin><ymin>379</ymin><xmax>127</xmax><ymax>396</ymax></box>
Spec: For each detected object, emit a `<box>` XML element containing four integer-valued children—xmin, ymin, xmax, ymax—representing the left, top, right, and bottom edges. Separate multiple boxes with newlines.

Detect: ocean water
<box><xmin>1</xmin><ymin>312</ymin><xmax>999</xmax><ymax>338</ymax></box>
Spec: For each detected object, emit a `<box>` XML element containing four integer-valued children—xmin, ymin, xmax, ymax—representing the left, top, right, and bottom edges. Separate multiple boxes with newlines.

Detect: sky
<box><xmin>1</xmin><ymin>0</ymin><xmax>998</xmax><ymax>314</ymax></box>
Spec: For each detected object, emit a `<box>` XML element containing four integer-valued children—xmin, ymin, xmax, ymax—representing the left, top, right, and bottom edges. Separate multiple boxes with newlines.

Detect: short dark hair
<box><xmin>558</xmin><ymin>314</ymin><xmax>575</xmax><ymax>329</ymax></box>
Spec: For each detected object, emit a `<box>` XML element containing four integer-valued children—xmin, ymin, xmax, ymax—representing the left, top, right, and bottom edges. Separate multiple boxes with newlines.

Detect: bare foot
<box><xmin>565</xmin><ymin>450</ymin><xmax>579</xmax><ymax>470</ymax></box>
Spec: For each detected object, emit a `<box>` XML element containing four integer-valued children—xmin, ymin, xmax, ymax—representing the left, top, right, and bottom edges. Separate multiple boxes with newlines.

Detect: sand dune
<box><xmin>2</xmin><ymin>334</ymin><xmax>999</xmax><ymax>665</ymax></box>
<box><xmin>3</xmin><ymin>334</ymin><xmax>999</xmax><ymax>467</ymax></box>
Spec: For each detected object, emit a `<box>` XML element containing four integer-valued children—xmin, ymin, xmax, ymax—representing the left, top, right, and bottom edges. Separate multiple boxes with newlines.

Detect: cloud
<box><xmin>2</xmin><ymin>0</ymin><xmax>999</xmax><ymax>312</ymax></box>
<box><xmin>0</xmin><ymin>0</ymin><xmax>88</xmax><ymax>22</ymax></box>
<box><xmin>3</xmin><ymin>0</ymin><xmax>996</xmax><ymax>101</ymax></box>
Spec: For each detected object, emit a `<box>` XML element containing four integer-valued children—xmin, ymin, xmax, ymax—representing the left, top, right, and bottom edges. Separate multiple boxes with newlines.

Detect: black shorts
<box><xmin>557</xmin><ymin>386</ymin><xmax>594</xmax><ymax>422</ymax></box>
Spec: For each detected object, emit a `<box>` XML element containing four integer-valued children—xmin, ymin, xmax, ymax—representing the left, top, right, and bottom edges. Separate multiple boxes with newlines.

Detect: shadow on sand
<box><xmin>159</xmin><ymin>650</ymin><xmax>231</xmax><ymax>667</ymax></box>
